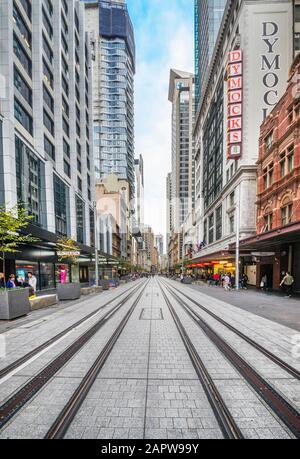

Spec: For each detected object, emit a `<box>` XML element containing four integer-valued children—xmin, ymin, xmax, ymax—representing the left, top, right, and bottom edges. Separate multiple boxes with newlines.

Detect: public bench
<box><xmin>30</xmin><ymin>294</ymin><xmax>58</xmax><ymax>311</ymax></box>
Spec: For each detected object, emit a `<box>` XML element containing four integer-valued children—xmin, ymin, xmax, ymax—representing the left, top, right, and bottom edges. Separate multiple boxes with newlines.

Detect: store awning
<box><xmin>231</xmin><ymin>221</ymin><xmax>300</xmax><ymax>252</ymax></box>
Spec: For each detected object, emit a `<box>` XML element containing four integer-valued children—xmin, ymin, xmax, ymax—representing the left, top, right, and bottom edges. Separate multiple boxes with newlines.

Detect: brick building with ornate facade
<box><xmin>239</xmin><ymin>55</ymin><xmax>300</xmax><ymax>293</ymax></box>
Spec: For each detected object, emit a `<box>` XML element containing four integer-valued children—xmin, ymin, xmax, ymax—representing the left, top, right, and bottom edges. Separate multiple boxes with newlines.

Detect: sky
<box><xmin>127</xmin><ymin>0</ymin><xmax>195</xmax><ymax>240</ymax></box>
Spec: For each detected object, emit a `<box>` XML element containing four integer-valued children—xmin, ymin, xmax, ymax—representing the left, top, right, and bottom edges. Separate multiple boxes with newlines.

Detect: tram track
<box><xmin>161</xmin><ymin>279</ymin><xmax>300</xmax><ymax>380</ymax></box>
<box><xmin>159</xmin><ymin>279</ymin><xmax>300</xmax><ymax>439</ymax></box>
<box><xmin>44</xmin><ymin>280</ymin><xmax>148</xmax><ymax>439</ymax></box>
<box><xmin>0</xmin><ymin>280</ymin><xmax>147</xmax><ymax>431</ymax></box>
<box><xmin>0</xmin><ymin>281</ymin><xmax>142</xmax><ymax>382</ymax></box>
<box><xmin>158</xmin><ymin>281</ymin><xmax>243</xmax><ymax>439</ymax></box>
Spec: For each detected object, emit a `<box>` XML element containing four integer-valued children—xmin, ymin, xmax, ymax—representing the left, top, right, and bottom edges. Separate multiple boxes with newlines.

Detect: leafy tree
<box><xmin>0</xmin><ymin>205</ymin><xmax>39</xmax><ymax>288</ymax></box>
<box><xmin>56</xmin><ymin>237</ymin><xmax>81</xmax><ymax>266</ymax></box>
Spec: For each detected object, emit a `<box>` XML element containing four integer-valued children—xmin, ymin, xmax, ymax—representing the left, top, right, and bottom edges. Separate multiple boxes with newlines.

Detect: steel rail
<box><xmin>162</xmin><ymin>281</ymin><xmax>300</xmax><ymax>438</ymax></box>
<box><xmin>162</xmin><ymin>279</ymin><xmax>300</xmax><ymax>380</ymax></box>
<box><xmin>0</xmin><ymin>281</ymin><xmax>147</xmax><ymax>431</ymax></box>
<box><xmin>0</xmin><ymin>281</ymin><xmax>141</xmax><ymax>381</ymax></box>
<box><xmin>158</xmin><ymin>282</ymin><xmax>243</xmax><ymax>440</ymax></box>
<box><xmin>45</xmin><ymin>281</ymin><xmax>148</xmax><ymax>439</ymax></box>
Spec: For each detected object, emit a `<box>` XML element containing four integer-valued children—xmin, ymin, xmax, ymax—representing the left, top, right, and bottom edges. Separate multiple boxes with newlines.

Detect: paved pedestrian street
<box><xmin>0</xmin><ymin>278</ymin><xmax>299</xmax><ymax>440</ymax></box>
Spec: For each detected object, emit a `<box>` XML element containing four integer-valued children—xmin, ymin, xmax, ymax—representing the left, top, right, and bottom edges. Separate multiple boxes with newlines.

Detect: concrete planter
<box><xmin>0</xmin><ymin>289</ymin><xmax>30</xmax><ymax>320</ymax></box>
<box><xmin>57</xmin><ymin>283</ymin><xmax>81</xmax><ymax>301</ymax></box>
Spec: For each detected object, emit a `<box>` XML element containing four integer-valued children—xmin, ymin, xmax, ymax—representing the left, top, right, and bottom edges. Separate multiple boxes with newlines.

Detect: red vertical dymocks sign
<box><xmin>227</xmin><ymin>49</ymin><xmax>243</xmax><ymax>160</ymax></box>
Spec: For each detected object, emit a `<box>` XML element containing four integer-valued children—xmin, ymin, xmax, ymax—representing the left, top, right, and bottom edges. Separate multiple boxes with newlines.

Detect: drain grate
<box><xmin>139</xmin><ymin>308</ymin><xmax>164</xmax><ymax>320</ymax></box>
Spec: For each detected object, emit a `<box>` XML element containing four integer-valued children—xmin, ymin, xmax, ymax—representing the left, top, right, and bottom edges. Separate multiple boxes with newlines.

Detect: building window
<box><xmin>295</xmin><ymin>5</ymin><xmax>300</xmax><ymax>22</ymax></box>
<box><xmin>64</xmin><ymin>159</ymin><xmax>71</xmax><ymax>178</ymax></box>
<box><xmin>13</xmin><ymin>3</ymin><xmax>32</xmax><ymax>49</ymax></box>
<box><xmin>265</xmin><ymin>131</ymin><xmax>273</xmax><ymax>151</ymax></box>
<box><xmin>14</xmin><ymin>98</ymin><xmax>33</xmax><ymax>135</ymax></box>
<box><xmin>43</xmin><ymin>109</ymin><xmax>54</xmax><ymax>135</ymax></box>
<box><xmin>215</xmin><ymin>206</ymin><xmax>222</xmax><ymax>241</ymax></box>
<box><xmin>54</xmin><ymin>174</ymin><xmax>70</xmax><ymax>236</ymax></box>
<box><xmin>281</xmin><ymin>204</ymin><xmax>293</xmax><ymax>226</ymax></box>
<box><xmin>208</xmin><ymin>214</ymin><xmax>214</xmax><ymax>244</ymax></box>
<box><xmin>287</xmin><ymin>145</ymin><xmax>294</xmax><ymax>173</ymax></box>
<box><xmin>76</xmin><ymin>196</ymin><xmax>85</xmax><ymax>244</ymax></box>
<box><xmin>229</xmin><ymin>214</ymin><xmax>235</xmax><ymax>234</ymax></box>
<box><xmin>43</xmin><ymin>85</ymin><xmax>54</xmax><ymax>113</ymax></box>
<box><xmin>13</xmin><ymin>33</ymin><xmax>32</xmax><ymax>77</ymax></box>
<box><xmin>44</xmin><ymin>135</ymin><xmax>55</xmax><ymax>160</ymax></box>
<box><xmin>15</xmin><ymin>136</ymin><xmax>46</xmax><ymax>227</ymax></box>
<box><xmin>280</xmin><ymin>153</ymin><xmax>286</xmax><ymax>178</ymax></box>
<box><xmin>14</xmin><ymin>66</ymin><xmax>32</xmax><ymax>106</ymax></box>
<box><xmin>263</xmin><ymin>212</ymin><xmax>273</xmax><ymax>232</ymax></box>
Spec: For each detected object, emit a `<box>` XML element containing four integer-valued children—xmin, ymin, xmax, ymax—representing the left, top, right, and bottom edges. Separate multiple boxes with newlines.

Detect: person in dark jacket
<box><xmin>0</xmin><ymin>272</ymin><xmax>5</xmax><ymax>289</ymax></box>
<box><xmin>6</xmin><ymin>274</ymin><xmax>17</xmax><ymax>289</ymax></box>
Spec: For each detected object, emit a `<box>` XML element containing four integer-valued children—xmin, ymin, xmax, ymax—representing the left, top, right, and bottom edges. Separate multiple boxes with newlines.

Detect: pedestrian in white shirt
<box><xmin>28</xmin><ymin>272</ymin><xmax>37</xmax><ymax>293</ymax></box>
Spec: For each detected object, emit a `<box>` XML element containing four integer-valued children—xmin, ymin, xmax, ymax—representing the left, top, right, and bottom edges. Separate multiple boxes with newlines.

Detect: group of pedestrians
<box><xmin>0</xmin><ymin>272</ymin><xmax>37</xmax><ymax>297</ymax></box>
<box><xmin>207</xmin><ymin>272</ymin><xmax>249</xmax><ymax>291</ymax></box>
<box><xmin>260</xmin><ymin>271</ymin><xmax>295</xmax><ymax>298</ymax></box>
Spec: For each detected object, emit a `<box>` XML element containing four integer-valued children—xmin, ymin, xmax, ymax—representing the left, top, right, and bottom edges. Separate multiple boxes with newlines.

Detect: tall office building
<box><xmin>134</xmin><ymin>155</ymin><xmax>144</xmax><ymax>231</ymax></box>
<box><xmin>155</xmin><ymin>234</ymin><xmax>164</xmax><ymax>257</ymax></box>
<box><xmin>195</xmin><ymin>0</ymin><xmax>226</xmax><ymax>108</ymax></box>
<box><xmin>166</xmin><ymin>172</ymin><xmax>173</xmax><ymax>250</ymax></box>
<box><xmin>0</xmin><ymin>0</ymin><xmax>95</xmax><ymax>289</ymax></box>
<box><xmin>84</xmin><ymin>0</ymin><xmax>135</xmax><ymax>198</ymax></box>
<box><xmin>168</xmin><ymin>70</ymin><xmax>195</xmax><ymax>233</ymax></box>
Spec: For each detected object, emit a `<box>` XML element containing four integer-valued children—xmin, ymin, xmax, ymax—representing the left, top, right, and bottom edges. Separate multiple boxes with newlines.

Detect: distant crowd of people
<box><xmin>0</xmin><ymin>272</ymin><xmax>37</xmax><ymax>297</ymax></box>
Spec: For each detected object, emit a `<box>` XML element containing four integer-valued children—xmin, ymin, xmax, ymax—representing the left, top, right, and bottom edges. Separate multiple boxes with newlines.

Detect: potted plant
<box><xmin>55</xmin><ymin>237</ymin><xmax>81</xmax><ymax>301</ymax></box>
<box><xmin>0</xmin><ymin>205</ymin><xmax>38</xmax><ymax>320</ymax></box>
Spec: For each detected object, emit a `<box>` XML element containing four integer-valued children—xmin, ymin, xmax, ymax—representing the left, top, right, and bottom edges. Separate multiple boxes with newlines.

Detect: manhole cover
<box><xmin>139</xmin><ymin>308</ymin><xmax>164</xmax><ymax>320</ymax></box>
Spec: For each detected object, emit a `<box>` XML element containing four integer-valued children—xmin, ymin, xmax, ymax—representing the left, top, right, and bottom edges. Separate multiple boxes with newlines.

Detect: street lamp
<box><xmin>93</xmin><ymin>201</ymin><xmax>99</xmax><ymax>287</ymax></box>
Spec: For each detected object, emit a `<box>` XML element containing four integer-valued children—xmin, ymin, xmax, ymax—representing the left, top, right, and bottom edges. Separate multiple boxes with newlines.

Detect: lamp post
<box><xmin>93</xmin><ymin>201</ymin><xmax>99</xmax><ymax>287</ymax></box>
<box><xmin>235</xmin><ymin>184</ymin><xmax>240</xmax><ymax>291</ymax></box>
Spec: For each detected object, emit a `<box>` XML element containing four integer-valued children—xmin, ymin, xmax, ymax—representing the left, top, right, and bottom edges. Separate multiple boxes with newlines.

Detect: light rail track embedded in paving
<box><xmin>45</xmin><ymin>281</ymin><xmax>148</xmax><ymax>439</ymax></box>
<box><xmin>0</xmin><ymin>281</ymin><xmax>147</xmax><ymax>431</ymax></box>
<box><xmin>0</xmin><ymin>281</ymin><xmax>142</xmax><ymax>381</ymax></box>
<box><xmin>161</xmin><ymin>280</ymin><xmax>300</xmax><ymax>439</ymax></box>
<box><xmin>158</xmin><ymin>282</ymin><xmax>244</xmax><ymax>440</ymax></box>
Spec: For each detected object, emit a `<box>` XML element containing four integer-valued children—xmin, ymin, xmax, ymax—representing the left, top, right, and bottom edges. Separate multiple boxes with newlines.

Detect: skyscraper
<box><xmin>84</xmin><ymin>0</ymin><xmax>135</xmax><ymax>198</ymax></box>
<box><xmin>168</xmin><ymin>69</ymin><xmax>195</xmax><ymax>233</ymax></box>
<box><xmin>0</xmin><ymin>0</ymin><xmax>95</xmax><ymax>288</ymax></box>
<box><xmin>134</xmin><ymin>155</ymin><xmax>144</xmax><ymax>231</ymax></box>
<box><xmin>195</xmin><ymin>0</ymin><xmax>226</xmax><ymax>108</ymax></box>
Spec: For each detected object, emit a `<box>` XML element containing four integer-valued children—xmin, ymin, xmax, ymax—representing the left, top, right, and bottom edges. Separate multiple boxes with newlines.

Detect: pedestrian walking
<box><xmin>223</xmin><ymin>274</ymin><xmax>231</xmax><ymax>291</ymax></box>
<box><xmin>280</xmin><ymin>272</ymin><xmax>294</xmax><ymax>298</ymax></box>
<box><xmin>28</xmin><ymin>272</ymin><xmax>37</xmax><ymax>294</ymax></box>
<box><xmin>241</xmin><ymin>273</ymin><xmax>248</xmax><ymax>290</ymax></box>
<box><xmin>260</xmin><ymin>274</ymin><xmax>267</xmax><ymax>291</ymax></box>
<box><xmin>213</xmin><ymin>273</ymin><xmax>219</xmax><ymax>286</ymax></box>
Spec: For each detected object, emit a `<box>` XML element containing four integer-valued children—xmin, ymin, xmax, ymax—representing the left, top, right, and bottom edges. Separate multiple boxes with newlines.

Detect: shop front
<box><xmin>238</xmin><ymin>222</ymin><xmax>300</xmax><ymax>294</ymax></box>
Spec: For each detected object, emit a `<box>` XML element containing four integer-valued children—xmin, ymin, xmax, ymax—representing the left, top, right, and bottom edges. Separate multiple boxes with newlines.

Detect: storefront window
<box><xmin>40</xmin><ymin>263</ymin><xmax>55</xmax><ymax>290</ymax></box>
<box><xmin>55</xmin><ymin>264</ymin><xmax>70</xmax><ymax>285</ymax></box>
<box><xmin>15</xmin><ymin>261</ymin><xmax>39</xmax><ymax>289</ymax></box>
<box><xmin>71</xmin><ymin>265</ymin><xmax>80</xmax><ymax>284</ymax></box>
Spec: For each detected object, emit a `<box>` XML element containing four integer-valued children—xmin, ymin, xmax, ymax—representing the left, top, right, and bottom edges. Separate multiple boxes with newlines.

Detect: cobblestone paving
<box><xmin>0</xmin><ymin>278</ymin><xmax>298</xmax><ymax>439</ymax></box>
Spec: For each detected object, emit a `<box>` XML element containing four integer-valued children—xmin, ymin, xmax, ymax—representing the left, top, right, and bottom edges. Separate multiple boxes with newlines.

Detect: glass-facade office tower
<box><xmin>84</xmin><ymin>0</ymin><xmax>135</xmax><ymax>198</ymax></box>
<box><xmin>0</xmin><ymin>0</ymin><xmax>96</xmax><ymax>288</ymax></box>
<box><xmin>195</xmin><ymin>0</ymin><xmax>226</xmax><ymax>108</ymax></box>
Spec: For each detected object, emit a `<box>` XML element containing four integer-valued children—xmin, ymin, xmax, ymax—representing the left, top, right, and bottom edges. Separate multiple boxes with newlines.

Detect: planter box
<box><xmin>57</xmin><ymin>283</ymin><xmax>81</xmax><ymax>301</ymax></box>
<box><xmin>0</xmin><ymin>289</ymin><xmax>30</xmax><ymax>320</ymax></box>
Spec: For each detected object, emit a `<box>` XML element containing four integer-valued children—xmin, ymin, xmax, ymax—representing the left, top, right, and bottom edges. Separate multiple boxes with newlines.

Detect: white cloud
<box><xmin>132</xmin><ymin>1</ymin><xmax>194</xmax><ymax>240</ymax></box>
